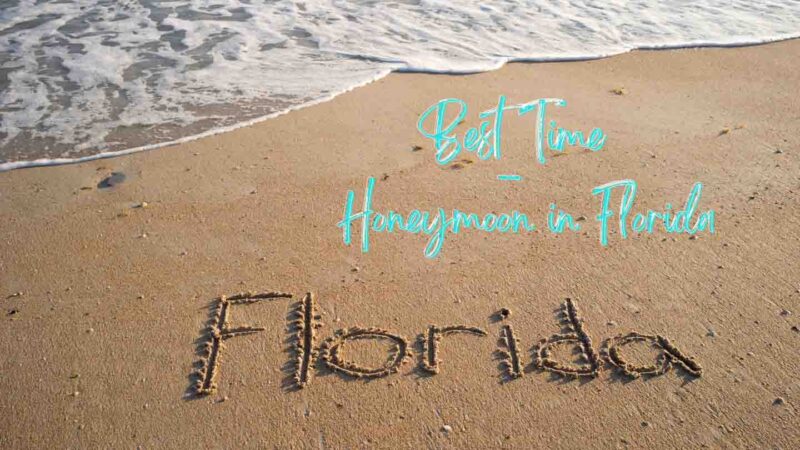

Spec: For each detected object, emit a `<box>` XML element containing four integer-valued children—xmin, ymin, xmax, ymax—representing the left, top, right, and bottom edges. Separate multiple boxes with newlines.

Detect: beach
<box><xmin>1</xmin><ymin>39</ymin><xmax>799</xmax><ymax>448</ymax></box>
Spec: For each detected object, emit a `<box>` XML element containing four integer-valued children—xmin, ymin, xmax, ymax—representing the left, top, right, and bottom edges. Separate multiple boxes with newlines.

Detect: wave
<box><xmin>1</xmin><ymin>0</ymin><xmax>799</xmax><ymax>171</ymax></box>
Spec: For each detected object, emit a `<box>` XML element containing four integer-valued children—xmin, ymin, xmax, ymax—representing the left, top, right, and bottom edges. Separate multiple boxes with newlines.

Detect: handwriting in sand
<box><xmin>192</xmin><ymin>291</ymin><xmax>702</xmax><ymax>396</ymax></box>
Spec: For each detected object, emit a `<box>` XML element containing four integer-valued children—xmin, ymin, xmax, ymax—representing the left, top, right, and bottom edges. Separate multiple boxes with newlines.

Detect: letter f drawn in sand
<box><xmin>193</xmin><ymin>292</ymin><xmax>293</xmax><ymax>395</ymax></box>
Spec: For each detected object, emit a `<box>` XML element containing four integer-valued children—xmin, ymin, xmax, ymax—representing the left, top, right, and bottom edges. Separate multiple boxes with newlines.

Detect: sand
<box><xmin>1</xmin><ymin>39</ymin><xmax>799</xmax><ymax>448</ymax></box>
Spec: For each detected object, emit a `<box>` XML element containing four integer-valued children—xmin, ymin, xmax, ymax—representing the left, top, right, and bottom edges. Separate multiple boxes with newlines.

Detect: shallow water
<box><xmin>1</xmin><ymin>0</ymin><xmax>799</xmax><ymax>170</ymax></box>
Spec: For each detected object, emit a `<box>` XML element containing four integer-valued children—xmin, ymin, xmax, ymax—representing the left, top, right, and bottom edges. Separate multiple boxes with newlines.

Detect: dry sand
<box><xmin>1</xmin><ymin>39</ymin><xmax>799</xmax><ymax>448</ymax></box>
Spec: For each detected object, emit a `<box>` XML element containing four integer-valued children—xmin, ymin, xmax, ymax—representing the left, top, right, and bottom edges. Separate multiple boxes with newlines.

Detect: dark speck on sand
<box><xmin>98</xmin><ymin>172</ymin><xmax>126</xmax><ymax>189</ymax></box>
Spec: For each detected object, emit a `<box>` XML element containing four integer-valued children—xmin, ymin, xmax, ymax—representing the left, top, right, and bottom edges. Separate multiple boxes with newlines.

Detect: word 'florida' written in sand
<box><xmin>192</xmin><ymin>292</ymin><xmax>702</xmax><ymax>396</ymax></box>
<box><xmin>337</xmin><ymin>178</ymin><xmax>715</xmax><ymax>258</ymax></box>
<box><xmin>416</xmin><ymin>96</ymin><xmax>607</xmax><ymax>164</ymax></box>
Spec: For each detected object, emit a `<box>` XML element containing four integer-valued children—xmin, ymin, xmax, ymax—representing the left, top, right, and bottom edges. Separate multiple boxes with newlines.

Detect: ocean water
<box><xmin>1</xmin><ymin>1</ymin><xmax>799</xmax><ymax>170</ymax></box>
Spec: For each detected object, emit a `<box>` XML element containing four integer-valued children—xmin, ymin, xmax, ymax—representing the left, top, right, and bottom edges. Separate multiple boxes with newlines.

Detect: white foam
<box><xmin>1</xmin><ymin>0</ymin><xmax>799</xmax><ymax>171</ymax></box>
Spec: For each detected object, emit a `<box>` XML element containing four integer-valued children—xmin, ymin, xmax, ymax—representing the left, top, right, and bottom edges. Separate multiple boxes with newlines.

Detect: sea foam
<box><xmin>1</xmin><ymin>0</ymin><xmax>799</xmax><ymax>170</ymax></box>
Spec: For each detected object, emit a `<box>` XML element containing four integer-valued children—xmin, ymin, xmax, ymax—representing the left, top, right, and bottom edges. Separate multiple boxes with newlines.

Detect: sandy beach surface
<box><xmin>1</xmin><ymin>39</ymin><xmax>799</xmax><ymax>449</ymax></box>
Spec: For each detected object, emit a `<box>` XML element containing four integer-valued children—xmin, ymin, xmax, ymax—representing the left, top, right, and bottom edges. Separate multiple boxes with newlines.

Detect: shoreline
<box><xmin>1</xmin><ymin>39</ymin><xmax>798</xmax><ymax>448</ymax></box>
<box><xmin>4</xmin><ymin>34</ymin><xmax>800</xmax><ymax>173</ymax></box>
